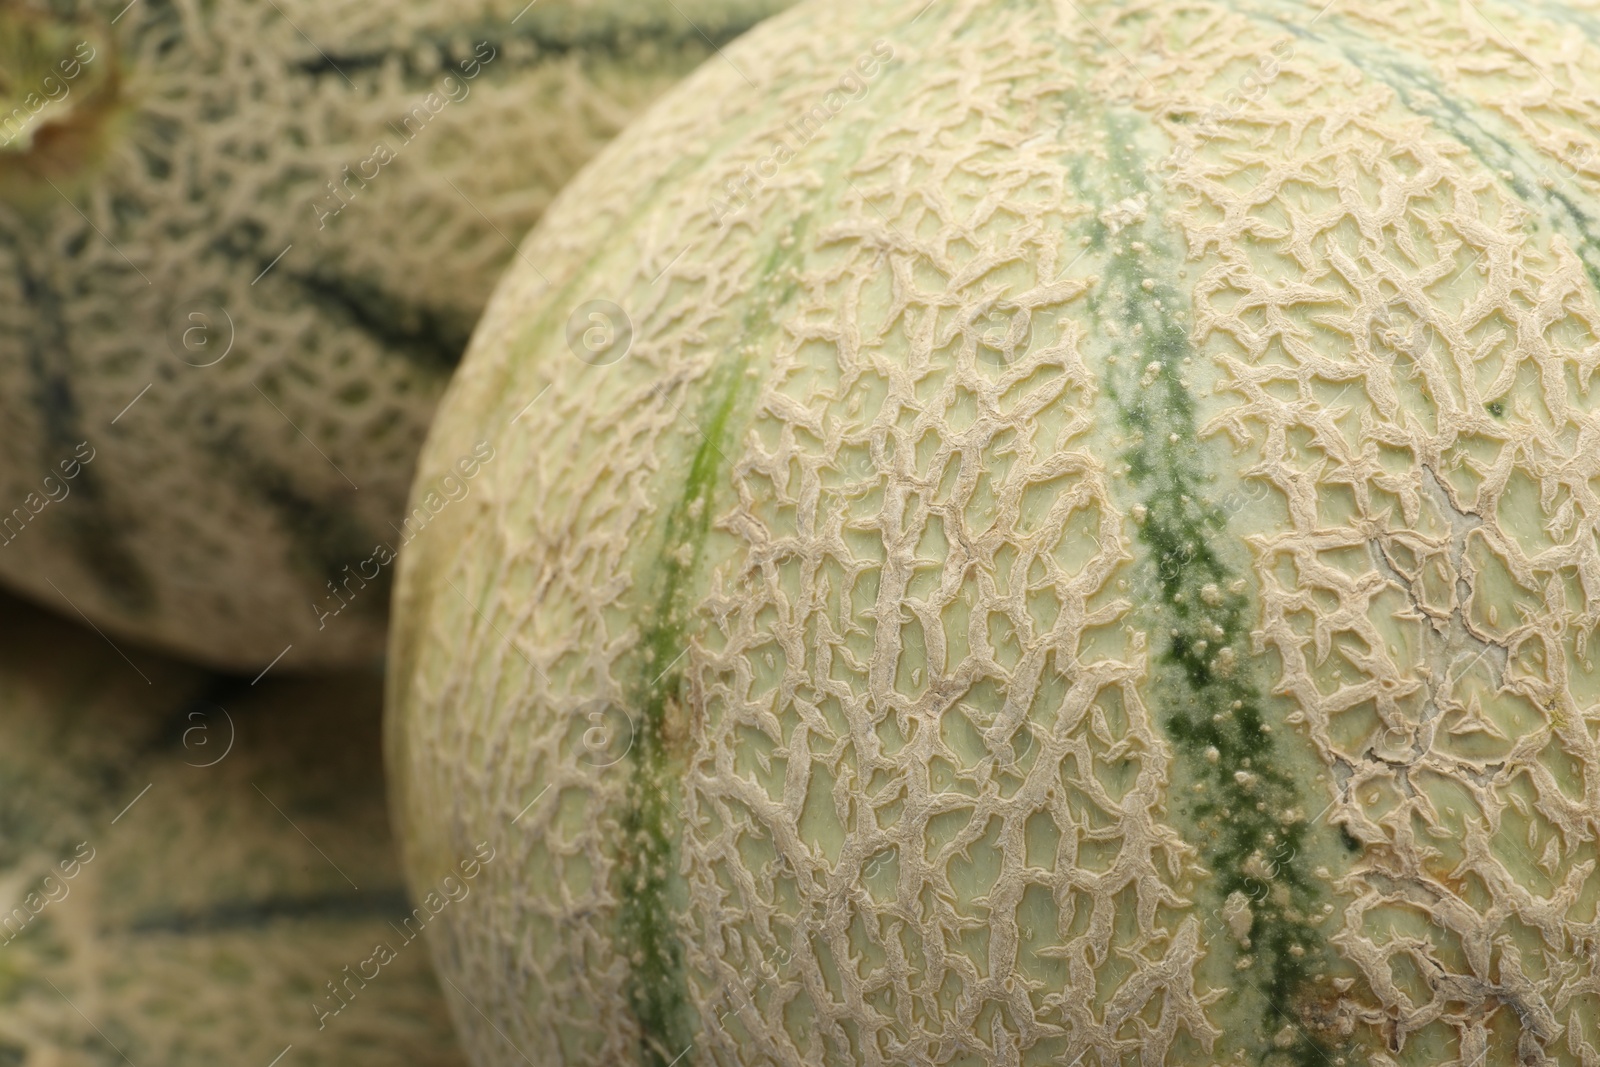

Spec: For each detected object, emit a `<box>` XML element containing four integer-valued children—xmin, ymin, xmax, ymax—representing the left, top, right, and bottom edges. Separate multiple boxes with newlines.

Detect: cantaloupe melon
<box><xmin>0</xmin><ymin>0</ymin><xmax>789</xmax><ymax>670</ymax></box>
<box><xmin>0</xmin><ymin>589</ymin><xmax>465</xmax><ymax>1066</ymax></box>
<box><xmin>387</xmin><ymin>0</ymin><xmax>1600</xmax><ymax>1064</ymax></box>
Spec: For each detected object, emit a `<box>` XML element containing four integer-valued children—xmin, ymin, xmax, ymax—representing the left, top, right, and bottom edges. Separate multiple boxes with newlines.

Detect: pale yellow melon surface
<box><xmin>390</xmin><ymin>1</ymin><xmax>1600</xmax><ymax>1065</ymax></box>
<box><xmin>0</xmin><ymin>0</ymin><xmax>789</xmax><ymax>671</ymax></box>
<box><xmin>0</xmin><ymin>590</ymin><xmax>463</xmax><ymax>1066</ymax></box>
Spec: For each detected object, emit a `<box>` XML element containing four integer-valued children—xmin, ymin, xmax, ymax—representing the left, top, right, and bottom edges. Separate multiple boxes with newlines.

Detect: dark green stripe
<box><xmin>617</xmin><ymin>356</ymin><xmax>748</xmax><ymax>1067</ymax></box>
<box><xmin>206</xmin><ymin>425</ymin><xmax>389</xmax><ymax>627</ymax></box>
<box><xmin>124</xmin><ymin>887</ymin><xmax>413</xmax><ymax>934</ymax></box>
<box><xmin>286</xmin><ymin>9</ymin><xmax>782</xmax><ymax>83</ymax></box>
<box><xmin>616</xmin><ymin>227</ymin><xmax>805</xmax><ymax>1067</ymax></box>
<box><xmin>207</xmin><ymin>230</ymin><xmax>470</xmax><ymax>375</ymax></box>
<box><xmin>284</xmin><ymin>268</ymin><xmax>473</xmax><ymax>375</ymax></box>
<box><xmin>1084</xmin><ymin>108</ymin><xmax>1346</xmax><ymax>1067</ymax></box>
<box><xmin>1</xmin><ymin>231</ymin><xmax>155</xmax><ymax>614</ymax></box>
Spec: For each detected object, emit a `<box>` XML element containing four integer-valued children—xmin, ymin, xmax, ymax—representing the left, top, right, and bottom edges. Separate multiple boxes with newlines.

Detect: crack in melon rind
<box><xmin>1084</xmin><ymin>108</ymin><xmax>1348</xmax><ymax>1067</ymax></box>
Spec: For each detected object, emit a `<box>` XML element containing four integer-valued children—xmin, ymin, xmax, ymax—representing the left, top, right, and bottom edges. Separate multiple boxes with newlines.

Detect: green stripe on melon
<box><xmin>0</xmin><ymin>590</ymin><xmax>463</xmax><ymax>1065</ymax></box>
<box><xmin>389</xmin><ymin>1</ymin><xmax>1600</xmax><ymax>1065</ymax></box>
<box><xmin>0</xmin><ymin>0</ymin><xmax>791</xmax><ymax>670</ymax></box>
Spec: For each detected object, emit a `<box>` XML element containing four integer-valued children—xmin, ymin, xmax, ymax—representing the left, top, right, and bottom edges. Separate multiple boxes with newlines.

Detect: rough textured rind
<box><xmin>0</xmin><ymin>0</ymin><xmax>790</xmax><ymax>670</ymax></box>
<box><xmin>0</xmin><ymin>590</ymin><xmax>464</xmax><ymax>1066</ymax></box>
<box><xmin>389</xmin><ymin>1</ymin><xmax>1600</xmax><ymax>1065</ymax></box>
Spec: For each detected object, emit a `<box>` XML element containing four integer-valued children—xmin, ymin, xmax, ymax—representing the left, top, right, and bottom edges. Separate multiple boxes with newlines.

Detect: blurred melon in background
<box><xmin>0</xmin><ymin>589</ymin><xmax>463</xmax><ymax>1066</ymax></box>
<box><xmin>0</xmin><ymin>0</ymin><xmax>790</xmax><ymax>672</ymax></box>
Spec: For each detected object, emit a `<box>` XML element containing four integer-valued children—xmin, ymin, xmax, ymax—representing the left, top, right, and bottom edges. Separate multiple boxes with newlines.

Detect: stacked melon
<box><xmin>386</xmin><ymin>0</ymin><xmax>1600</xmax><ymax>1065</ymax></box>
<box><xmin>0</xmin><ymin>0</ymin><xmax>790</xmax><ymax>670</ymax></box>
<box><xmin>0</xmin><ymin>589</ymin><xmax>462</xmax><ymax>1065</ymax></box>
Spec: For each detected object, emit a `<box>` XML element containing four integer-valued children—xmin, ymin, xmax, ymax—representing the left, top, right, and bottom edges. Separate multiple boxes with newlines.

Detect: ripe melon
<box><xmin>0</xmin><ymin>0</ymin><xmax>790</xmax><ymax>670</ymax></box>
<box><xmin>0</xmin><ymin>589</ymin><xmax>465</xmax><ymax>1066</ymax></box>
<box><xmin>386</xmin><ymin>0</ymin><xmax>1600</xmax><ymax>1064</ymax></box>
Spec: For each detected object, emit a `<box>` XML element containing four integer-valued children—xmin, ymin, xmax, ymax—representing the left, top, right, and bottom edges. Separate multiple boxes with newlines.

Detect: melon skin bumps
<box><xmin>0</xmin><ymin>0</ymin><xmax>790</xmax><ymax>669</ymax></box>
<box><xmin>387</xmin><ymin>0</ymin><xmax>1600</xmax><ymax>1064</ymax></box>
